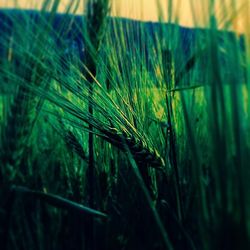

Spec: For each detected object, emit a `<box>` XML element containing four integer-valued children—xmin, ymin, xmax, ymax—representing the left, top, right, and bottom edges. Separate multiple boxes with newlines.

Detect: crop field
<box><xmin>0</xmin><ymin>0</ymin><xmax>250</xmax><ymax>249</ymax></box>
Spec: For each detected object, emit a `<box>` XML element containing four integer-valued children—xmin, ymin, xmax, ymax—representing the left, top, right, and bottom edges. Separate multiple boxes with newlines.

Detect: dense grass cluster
<box><xmin>0</xmin><ymin>0</ymin><xmax>250</xmax><ymax>249</ymax></box>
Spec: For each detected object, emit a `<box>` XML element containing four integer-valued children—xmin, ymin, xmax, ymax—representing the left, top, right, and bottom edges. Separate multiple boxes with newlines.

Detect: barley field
<box><xmin>0</xmin><ymin>0</ymin><xmax>250</xmax><ymax>249</ymax></box>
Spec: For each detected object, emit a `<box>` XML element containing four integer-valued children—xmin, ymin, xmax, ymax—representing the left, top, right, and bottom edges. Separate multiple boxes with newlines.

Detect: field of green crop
<box><xmin>0</xmin><ymin>0</ymin><xmax>250</xmax><ymax>249</ymax></box>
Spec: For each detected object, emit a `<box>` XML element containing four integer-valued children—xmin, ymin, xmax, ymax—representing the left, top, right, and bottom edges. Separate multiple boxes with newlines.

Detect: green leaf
<box><xmin>11</xmin><ymin>185</ymin><xmax>107</xmax><ymax>218</ymax></box>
